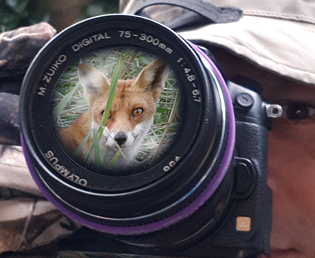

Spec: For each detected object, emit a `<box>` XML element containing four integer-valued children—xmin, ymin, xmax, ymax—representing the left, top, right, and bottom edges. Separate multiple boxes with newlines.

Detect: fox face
<box><xmin>58</xmin><ymin>57</ymin><xmax>169</xmax><ymax>168</ymax></box>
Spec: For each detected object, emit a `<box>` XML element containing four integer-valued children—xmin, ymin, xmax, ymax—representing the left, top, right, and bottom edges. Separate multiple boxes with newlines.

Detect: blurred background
<box><xmin>0</xmin><ymin>0</ymin><xmax>119</xmax><ymax>32</ymax></box>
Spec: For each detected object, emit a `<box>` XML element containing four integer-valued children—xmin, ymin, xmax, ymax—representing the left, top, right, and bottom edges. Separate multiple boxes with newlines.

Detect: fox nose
<box><xmin>114</xmin><ymin>132</ymin><xmax>127</xmax><ymax>146</ymax></box>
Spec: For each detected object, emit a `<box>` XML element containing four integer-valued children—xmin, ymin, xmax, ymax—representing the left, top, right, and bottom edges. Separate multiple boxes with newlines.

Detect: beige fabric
<box><xmin>179</xmin><ymin>15</ymin><xmax>315</xmax><ymax>85</ymax></box>
<box><xmin>120</xmin><ymin>0</ymin><xmax>315</xmax><ymax>85</ymax></box>
<box><xmin>0</xmin><ymin>145</ymin><xmax>81</xmax><ymax>254</ymax></box>
<box><xmin>0</xmin><ymin>146</ymin><xmax>42</xmax><ymax>196</ymax></box>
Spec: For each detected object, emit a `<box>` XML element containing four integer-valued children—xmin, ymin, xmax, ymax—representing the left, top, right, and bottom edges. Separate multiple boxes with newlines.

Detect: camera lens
<box><xmin>20</xmin><ymin>15</ymin><xmax>235</xmax><ymax>248</ymax></box>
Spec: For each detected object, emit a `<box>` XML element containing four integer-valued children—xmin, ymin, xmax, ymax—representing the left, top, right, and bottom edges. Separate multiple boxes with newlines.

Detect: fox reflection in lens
<box><xmin>53</xmin><ymin>49</ymin><xmax>179</xmax><ymax>170</ymax></box>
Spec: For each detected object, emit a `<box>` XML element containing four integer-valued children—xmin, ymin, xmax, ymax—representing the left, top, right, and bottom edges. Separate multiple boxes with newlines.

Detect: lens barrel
<box><xmin>20</xmin><ymin>14</ymin><xmax>235</xmax><ymax>246</ymax></box>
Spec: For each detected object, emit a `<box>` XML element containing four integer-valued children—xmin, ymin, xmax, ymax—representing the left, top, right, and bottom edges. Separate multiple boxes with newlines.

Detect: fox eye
<box><xmin>132</xmin><ymin>108</ymin><xmax>144</xmax><ymax>117</ymax></box>
<box><xmin>101</xmin><ymin>111</ymin><xmax>112</xmax><ymax>119</ymax></box>
<box><xmin>282</xmin><ymin>102</ymin><xmax>315</xmax><ymax>120</ymax></box>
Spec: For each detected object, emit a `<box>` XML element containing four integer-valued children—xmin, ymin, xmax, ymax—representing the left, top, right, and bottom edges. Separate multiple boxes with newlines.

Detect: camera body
<box><xmin>19</xmin><ymin>14</ymin><xmax>278</xmax><ymax>258</ymax></box>
<box><xmin>56</xmin><ymin>80</ymin><xmax>272</xmax><ymax>258</ymax></box>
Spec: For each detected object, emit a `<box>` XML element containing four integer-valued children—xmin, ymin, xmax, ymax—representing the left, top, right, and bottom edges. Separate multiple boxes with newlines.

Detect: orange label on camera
<box><xmin>236</xmin><ymin>216</ymin><xmax>251</xmax><ymax>232</ymax></box>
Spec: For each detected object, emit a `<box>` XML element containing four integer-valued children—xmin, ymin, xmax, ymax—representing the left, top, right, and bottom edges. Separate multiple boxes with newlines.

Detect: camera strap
<box><xmin>134</xmin><ymin>0</ymin><xmax>242</xmax><ymax>30</ymax></box>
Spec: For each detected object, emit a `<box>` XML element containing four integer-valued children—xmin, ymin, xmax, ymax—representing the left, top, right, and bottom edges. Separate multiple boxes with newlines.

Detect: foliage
<box><xmin>83</xmin><ymin>0</ymin><xmax>119</xmax><ymax>17</ymax></box>
<box><xmin>0</xmin><ymin>0</ymin><xmax>46</xmax><ymax>32</ymax></box>
<box><xmin>0</xmin><ymin>0</ymin><xmax>119</xmax><ymax>32</ymax></box>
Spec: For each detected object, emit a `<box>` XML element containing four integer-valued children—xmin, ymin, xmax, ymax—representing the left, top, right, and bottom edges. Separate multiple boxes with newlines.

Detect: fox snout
<box><xmin>114</xmin><ymin>132</ymin><xmax>127</xmax><ymax>146</ymax></box>
<box><xmin>104</xmin><ymin>129</ymin><xmax>134</xmax><ymax>150</ymax></box>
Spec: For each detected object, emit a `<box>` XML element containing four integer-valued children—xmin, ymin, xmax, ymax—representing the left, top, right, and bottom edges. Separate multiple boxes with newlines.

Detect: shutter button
<box><xmin>236</xmin><ymin>93</ymin><xmax>254</xmax><ymax>110</ymax></box>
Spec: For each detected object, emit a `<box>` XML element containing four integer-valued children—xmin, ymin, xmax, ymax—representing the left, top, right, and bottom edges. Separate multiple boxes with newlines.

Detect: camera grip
<box><xmin>230</xmin><ymin>76</ymin><xmax>272</xmax><ymax>254</ymax></box>
<box><xmin>234</xmin><ymin>120</ymin><xmax>271</xmax><ymax>256</ymax></box>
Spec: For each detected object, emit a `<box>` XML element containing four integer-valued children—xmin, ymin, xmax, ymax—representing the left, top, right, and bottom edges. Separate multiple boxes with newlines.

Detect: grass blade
<box><xmin>52</xmin><ymin>82</ymin><xmax>79</xmax><ymax>121</ymax></box>
<box><xmin>120</xmin><ymin>50</ymin><xmax>139</xmax><ymax>79</ymax></box>
<box><xmin>152</xmin><ymin>91</ymin><xmax>179</xmax><ymax>161</ymax></box>
<box><xmin>73</xmin><ymin>129</ymin><xmax>93</xmax><ymax>159</ymax></box>
<box><xmin>93</xmin><ymin>129</ymin><xmax>102</xmax><ymax>166</ymax></box>
<box><xmin>85</xmin><ymin>51</ymin><xmax>125</xmax><ymax>168</ymax></box>
<box><xmin>108</xmin><ymin>150</ymin><xmax>121</xmax><ymax>170</ymax></box>
<box><xmin>98</xmin><ymin>53</ymin><xmax>124</xmax><ymax>140</ymax></box>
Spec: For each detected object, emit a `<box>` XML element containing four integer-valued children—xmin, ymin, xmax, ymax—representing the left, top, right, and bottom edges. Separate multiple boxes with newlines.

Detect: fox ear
<box><xmin>78</xmin><ymin>63</ymin><xmax>111</xmax><ymax>106</ymax></box>
<box><xmin>134</xmin><ymin>57</ymin><xmax>170</xmax><ymax>102</ymax></box>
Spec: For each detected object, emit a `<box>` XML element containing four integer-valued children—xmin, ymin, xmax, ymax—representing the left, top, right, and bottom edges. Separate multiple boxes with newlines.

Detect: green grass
<box><xmin>52</xmin><ymin>47</ymin><xmax>180</xmax><ymax>168</ymax></box>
